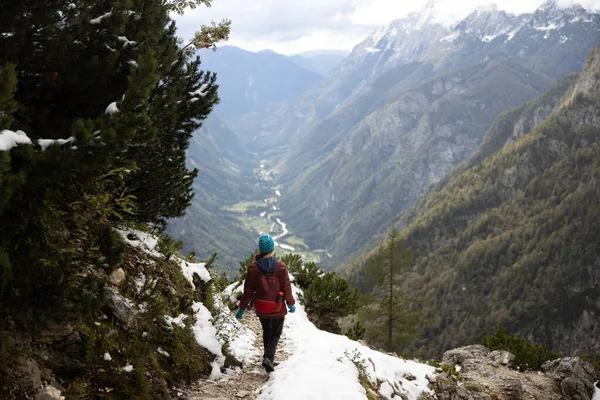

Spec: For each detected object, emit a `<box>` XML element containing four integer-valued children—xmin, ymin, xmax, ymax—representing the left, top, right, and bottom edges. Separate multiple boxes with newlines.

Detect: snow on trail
<box><xmin>593</xmin><ymin>382</ymin><xmax>600</xmax><ymax>400</ymax></box>
<box><xmin>258</xmin><ymin>283</ymin><xmax>436</xmax><ymax>400</ymax></box>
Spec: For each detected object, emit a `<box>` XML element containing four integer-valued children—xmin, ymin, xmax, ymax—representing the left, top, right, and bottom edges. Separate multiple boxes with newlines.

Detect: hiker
<box><xmin>235</xmin><ymin>233</ymin><xmax>296</xmax><ymax>373</ymax></box>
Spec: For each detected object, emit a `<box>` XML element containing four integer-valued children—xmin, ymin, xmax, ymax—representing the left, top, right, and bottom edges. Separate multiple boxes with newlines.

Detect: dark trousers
<box><xmin>259</xmin><ymin>317</ymin><xmax>284</xmax><ymax>362</ymax></box>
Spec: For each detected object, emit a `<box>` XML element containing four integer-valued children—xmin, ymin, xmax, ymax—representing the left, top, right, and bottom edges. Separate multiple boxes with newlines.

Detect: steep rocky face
<box><xmin>354</xmin><ymin>43</ymin><xmax>600</xmax><ymax>357</ymax></box>
<box><xmin>273</xmin><ymin>1</ymin><xmax>600</xmax><ymax>261</ymax></box>
<box><xmin>283</xmin><ymin>60</ymin><xmax>552</xmax><ymax>257</ymax></box>
<box><xmin>424</xmin><ymin>345</ymin><xmax>598</xmax><ymax>400</ymax></box>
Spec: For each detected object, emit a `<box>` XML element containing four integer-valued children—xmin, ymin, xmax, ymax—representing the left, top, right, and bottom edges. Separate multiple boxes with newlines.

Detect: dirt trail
<box><xmin>184</xmin><ymin>312</ymin><xmax>291</xmax><ymax>400</ymax></box>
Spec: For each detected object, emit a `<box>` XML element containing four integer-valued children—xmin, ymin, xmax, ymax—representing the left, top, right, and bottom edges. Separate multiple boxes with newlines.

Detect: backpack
<box><xmin>253</xmin><ymin>262</ymin><xmax>284</xmax><ymax>314</ymax></box>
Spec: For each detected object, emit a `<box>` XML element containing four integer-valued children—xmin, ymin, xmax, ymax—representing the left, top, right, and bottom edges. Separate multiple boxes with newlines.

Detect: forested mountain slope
<box><xmin>355</xmin><ymin>43</ymin><xmax>600</xmax><ymax>357</ymax></box>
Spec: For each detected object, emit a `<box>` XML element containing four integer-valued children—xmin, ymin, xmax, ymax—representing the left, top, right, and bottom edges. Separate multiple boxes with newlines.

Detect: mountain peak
<box><xmin>475</xmin><ymin>3</ymin><xmax>499</xmax><ymax>13</ymax></box>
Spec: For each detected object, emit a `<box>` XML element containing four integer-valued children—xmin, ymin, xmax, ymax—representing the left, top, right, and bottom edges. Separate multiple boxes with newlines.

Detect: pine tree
<box><xmin>300</xmin><ymin>271</ymin><xmax>360</xmax><ymax>334</ymax></box>
<box><xmin>0</xmin><ymin>0</ymin><xmax>230</xmax><ymax>316</ymax></box>
<box><xmin>361</xmin><ymin>227</ymin><xmax>423</xmax><ymax>352</ymax></box>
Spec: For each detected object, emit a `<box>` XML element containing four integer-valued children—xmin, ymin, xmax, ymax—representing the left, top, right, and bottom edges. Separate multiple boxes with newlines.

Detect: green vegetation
<box><xmin>248</xmin><ymin>254</ymin><xmax>359</xmax><ymax>335</ymax></box>
<box><xmin>482</xmin><ymin>324</ymin><xmax>560</xmax><ymax>370</ymax></box>
<box><xmin>222</xmin><ymin>201</ymin><xmax>267</xmax><ymax>213</ymax></box>
<box><xmin>358</xmin><ymin>228</ymin><xmax>428</xmax><ymax>352</ymax></box>
<box><xmin>0</xmin><ymin>0</ymin><xmax>232</xmax><ymax>396</ymax></box>
<box><xmin>352</xmin><ymin>49</ymin><xmax>600</xmax><ymax>358</ymax></box>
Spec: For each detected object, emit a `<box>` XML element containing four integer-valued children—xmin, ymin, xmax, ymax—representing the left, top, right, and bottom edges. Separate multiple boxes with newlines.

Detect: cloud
<box><xmin>173</xmin><ymin>0</ymin><xmax>600</xmax><ymax>55</ymax></box>
<box><xmin>175</xmin><ymin>0</ymin><xmax>358</xmax><ymax>42</ymax></box>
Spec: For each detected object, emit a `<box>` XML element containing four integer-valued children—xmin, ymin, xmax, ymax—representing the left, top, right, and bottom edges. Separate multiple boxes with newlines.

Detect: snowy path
<box><xmin>182</xmin><ymin>278</ymin><xmax>436</xmax><ymax>400</ymax></box>
<box><xmin>185</xmin><ymin>312</ymin><xmax>291</xmax><ymax>400</ymax></box>
<box><xmin>256</xmin><ymin>285</ymin><xmax>436</xmax><ymax>400</ymax></box>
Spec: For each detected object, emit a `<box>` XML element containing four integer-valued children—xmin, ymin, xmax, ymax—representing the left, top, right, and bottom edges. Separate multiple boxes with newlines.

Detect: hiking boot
<box><xmin>262</xmin><ymin>357</ymin><xmax>275</xmax><ymax>373</ymax></box>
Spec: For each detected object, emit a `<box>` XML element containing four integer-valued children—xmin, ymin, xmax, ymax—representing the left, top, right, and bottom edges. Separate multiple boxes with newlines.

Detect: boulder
<box><xmin>105</xmin><ymin>287</ymin><xmax>138</xmax><ymax>331</ymax></box>
<box><xmin>35</xmin><ymin>386</ymin><xmax>61</xmax><ymax>400</ymax></box>
<box><xmin>442</xmin><ymin>345</ymin><xmax>490</xmax><ymax>365</ymax></box>
<box><xmin>489</xmin><ymin>350</ymin><xmax>515</xmax><ymax>366</ymax></box>
<box><xmin>542</xmin><ymin>357</ymin><xmax>596</xmax><ymax>400</ymax></box>
<box><xmin>108</xmin><ymin>268</ymin><xmax>126</xmax><ymax>286</ymax></box>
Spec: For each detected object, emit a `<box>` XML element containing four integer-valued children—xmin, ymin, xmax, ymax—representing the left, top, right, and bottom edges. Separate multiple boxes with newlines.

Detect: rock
<box><xmin>542</xmin><ymin>357</ymin><xmax>596</xmax><ymax>400</ymax></box>
<box><xmin>442</xmin><ymin>345</ymin><xmax>490</xmax><ymax>365</ymax></box>
<box><xmin>37</xmin><ymin>323</ymin><xmax>76</xmax><ymax>344</ymax></box>
<box><xmin>426</xmin><ymin>374</ymin><xmax>437</xmax><ymax>384</ymax></box>
<box><xmin>235</xmin><ymin>390</ymin><xmax>250</xmax><ymax>398</ymax></box>
<box><xmin>403</xmin><ymin>372</ymin><xmax>416</xmax><ymax>381</ymax></box>
<box><xmin>105</xmin><ymin>287</ymin><xmax>138</xmax><ymax>331</ymax></box>
<box><xmin>501</xmin><ymin>378</ymin><xmax>523</xmax><ymax>400</ymax></box>
<box><xmin>489</xmin><ymin>350</ymin><xmax>515</xmax><ymax>366</ymax></box>
<box><xmin>108</xmin><ymin>268</ymin><xmax>126</xmax><ymax>286</ymax></box>
<box><xmin>35</xmin><ymin>385</ymin><xmax>61</xmax><ymax>400</ymax></box>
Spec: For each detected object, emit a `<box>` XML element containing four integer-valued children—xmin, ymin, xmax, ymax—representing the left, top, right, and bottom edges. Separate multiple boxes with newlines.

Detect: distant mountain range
<box><xmin>196</xmin><ymin>46</ymin><xmax>348</xmax><ymax>120</ymax></box>
<box><xmin>290</xmin><ymin>50</ymin><xmax>350</xmax><ymax>76</ymax></box>
<box><xmin>229</xmin><ymin>0</ymin><xmax>600</xmax><ymax>265</ymax></box>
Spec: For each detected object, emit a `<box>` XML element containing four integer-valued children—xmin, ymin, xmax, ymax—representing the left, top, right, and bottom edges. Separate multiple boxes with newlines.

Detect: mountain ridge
<box><xmin>267</xmin><ymin>1</ymin><xmax>600</xmax><ymax>263</ymax></box>
<box><xmin>351</xmin><ymin>42</ymin><xmax>600</xmax><ymax>357</ymax></box>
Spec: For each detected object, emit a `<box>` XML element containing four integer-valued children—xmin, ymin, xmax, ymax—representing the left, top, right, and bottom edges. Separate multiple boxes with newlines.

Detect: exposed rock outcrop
<box><xmin>425</xmin><ymin>345</ymin><xmax>597</xmax><ymax>400</ymax></box>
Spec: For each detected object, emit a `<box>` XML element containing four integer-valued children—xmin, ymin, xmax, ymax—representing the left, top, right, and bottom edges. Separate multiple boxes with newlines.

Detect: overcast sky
<box><xmin>173</xmin><ymin>0</ymin><xmax>600</xmax><ymax>55</ymax></box>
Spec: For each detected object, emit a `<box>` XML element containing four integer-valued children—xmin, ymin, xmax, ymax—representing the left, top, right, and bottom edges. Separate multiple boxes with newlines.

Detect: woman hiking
<box><xmin>235</xmin><ymin>233</ymin><xmax>296</xmax><ymax>373</ymax></box>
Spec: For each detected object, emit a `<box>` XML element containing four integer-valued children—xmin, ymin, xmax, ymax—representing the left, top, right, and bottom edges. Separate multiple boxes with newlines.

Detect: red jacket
<box><xmin>239</xmin><ymin>258</ymin><xmax>295</xmax><ymax>319</ymax></box>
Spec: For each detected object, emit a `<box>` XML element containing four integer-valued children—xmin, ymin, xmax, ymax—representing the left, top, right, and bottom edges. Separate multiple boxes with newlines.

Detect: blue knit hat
<box><xmin>258</xmin><ymin>233</ymin><xmax>275</xmax><ymax>254</ymax></box>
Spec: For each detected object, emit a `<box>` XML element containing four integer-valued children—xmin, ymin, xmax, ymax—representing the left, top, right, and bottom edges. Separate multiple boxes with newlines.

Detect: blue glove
<box><xmin>288</xmin><ymin>305</ymin><xmax>296</xmax><ymax>313</ymax></box>
<box><xmin>235</xmin><ymin>309</ymin><xmax>244</xmax><ymax>320</ymax></box>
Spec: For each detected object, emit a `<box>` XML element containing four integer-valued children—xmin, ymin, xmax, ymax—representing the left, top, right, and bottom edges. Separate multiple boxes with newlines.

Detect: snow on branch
<box><xmin>105</xmin><ymin>102</ymin><xmax>120</xmax><ymax>115</ymax></box>
<box><xmin>117</xmin><ymin>36</ymin><xmax>137</xmax><ymax>48</ymax></box>
<box><xmin>0</xmin><ymin>130</ymin><xmax>32</xmax><ymax>151</ymax></box>
<box><xmin>189</xmin><ymin>83</ymin><xmax>209</xmax><ymax>97</ymax></box>
<box><xmin>38</xmin><ymin>137</ymin><xmax>75</xmax><ymax>151</ymax></box>
<box><xmin>90</xmin><ymin>11</ymin><xmax>112</xmax><ymax>24</ymax></box>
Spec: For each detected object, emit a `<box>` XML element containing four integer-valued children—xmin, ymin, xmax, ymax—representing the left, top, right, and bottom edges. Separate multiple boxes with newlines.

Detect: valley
<box><xmin>223</xmin><ymin>161</ymin><xmax>332</xmax><ymax>265</ymax></box>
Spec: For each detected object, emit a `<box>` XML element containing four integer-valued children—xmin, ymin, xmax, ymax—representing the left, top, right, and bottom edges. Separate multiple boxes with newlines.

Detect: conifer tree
<box><xmin>361</xmin><ymin>228</ymin><xmax>423</xmax><ymax>352</ymax></box>
<box><xmin>0</xmin><ymin>0</ymin><xmax>230</xmax><ymax>315</ymax></box>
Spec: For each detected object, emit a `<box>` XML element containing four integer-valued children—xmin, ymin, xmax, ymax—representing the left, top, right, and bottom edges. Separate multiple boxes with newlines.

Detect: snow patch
<box><xmin>116</xmin><ymin>228</ymin><xmax>160</xmax><ymax>256</ymax></box>
<box><xmin>593</xmin><ymin>382</ymin><xmax>600</xmax><ymax>400</ymax></box>
<box><xmin>38</xmin><ymin>136</ymin><xmax>74</xmax><ymax>151</ymax></box>
<box><xmin>440</xmin><ymin>32</ymin><xmax>459</xmax><ymax>42</ymax></box>
<box><xmin>535</xmin><ymin>22</ymin><xmax>563</xmax><ymax>31</ymax></box>
<box><xmin>157</xmin><ymin>347</ymin><xmax>170</xmax><ymax>357</ymax></box>
<box><xmin>122</xmin><ymin>363</ymin><xmax>134</xmax><ymax>372</ymax></box>
<box><xmin>0</xmin><ymin>130</ymin><xmax>32</xmax><ymax>151</ymax></box>
<box><xmin>164</xmin><ymin>314</ymin><xmax>187</xmax><ymax>329</ymax></box>
<box><xmin>90</xmin><ymin>11</ymin><xmax>112</xmax><ymax>24</ymax></box>
<box><xmin>191</xmin><ymin>302</ymin><xmax>226</xmax><ymax>380</ymax></box>
<box><xmin>215</xmin><ymin>284</ymin><xmax>260</xmax><ymax>363</ymax></box>
<box><xmin>103</xmin><ymin>353</ymin><xmax>112</xmax><ymax>361</ymax></box>
<box><xmin>180</xmin><ymin>260</ymin><xmax>211</xmax><ymax>287</ymax></box>
<box><xmin>365</xmin><ymin>47</ymin><xmax>381</xmax><ymax>53</ymax></box>
<box><xmin>128</xmin><ymin>60</ymin><xmax>138</xmax><ymax>68</ymax></box>
<box><xmin>105</xmin><ymin>102</ymin><xmax>119</xmax><ymax>114</ymax></box>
